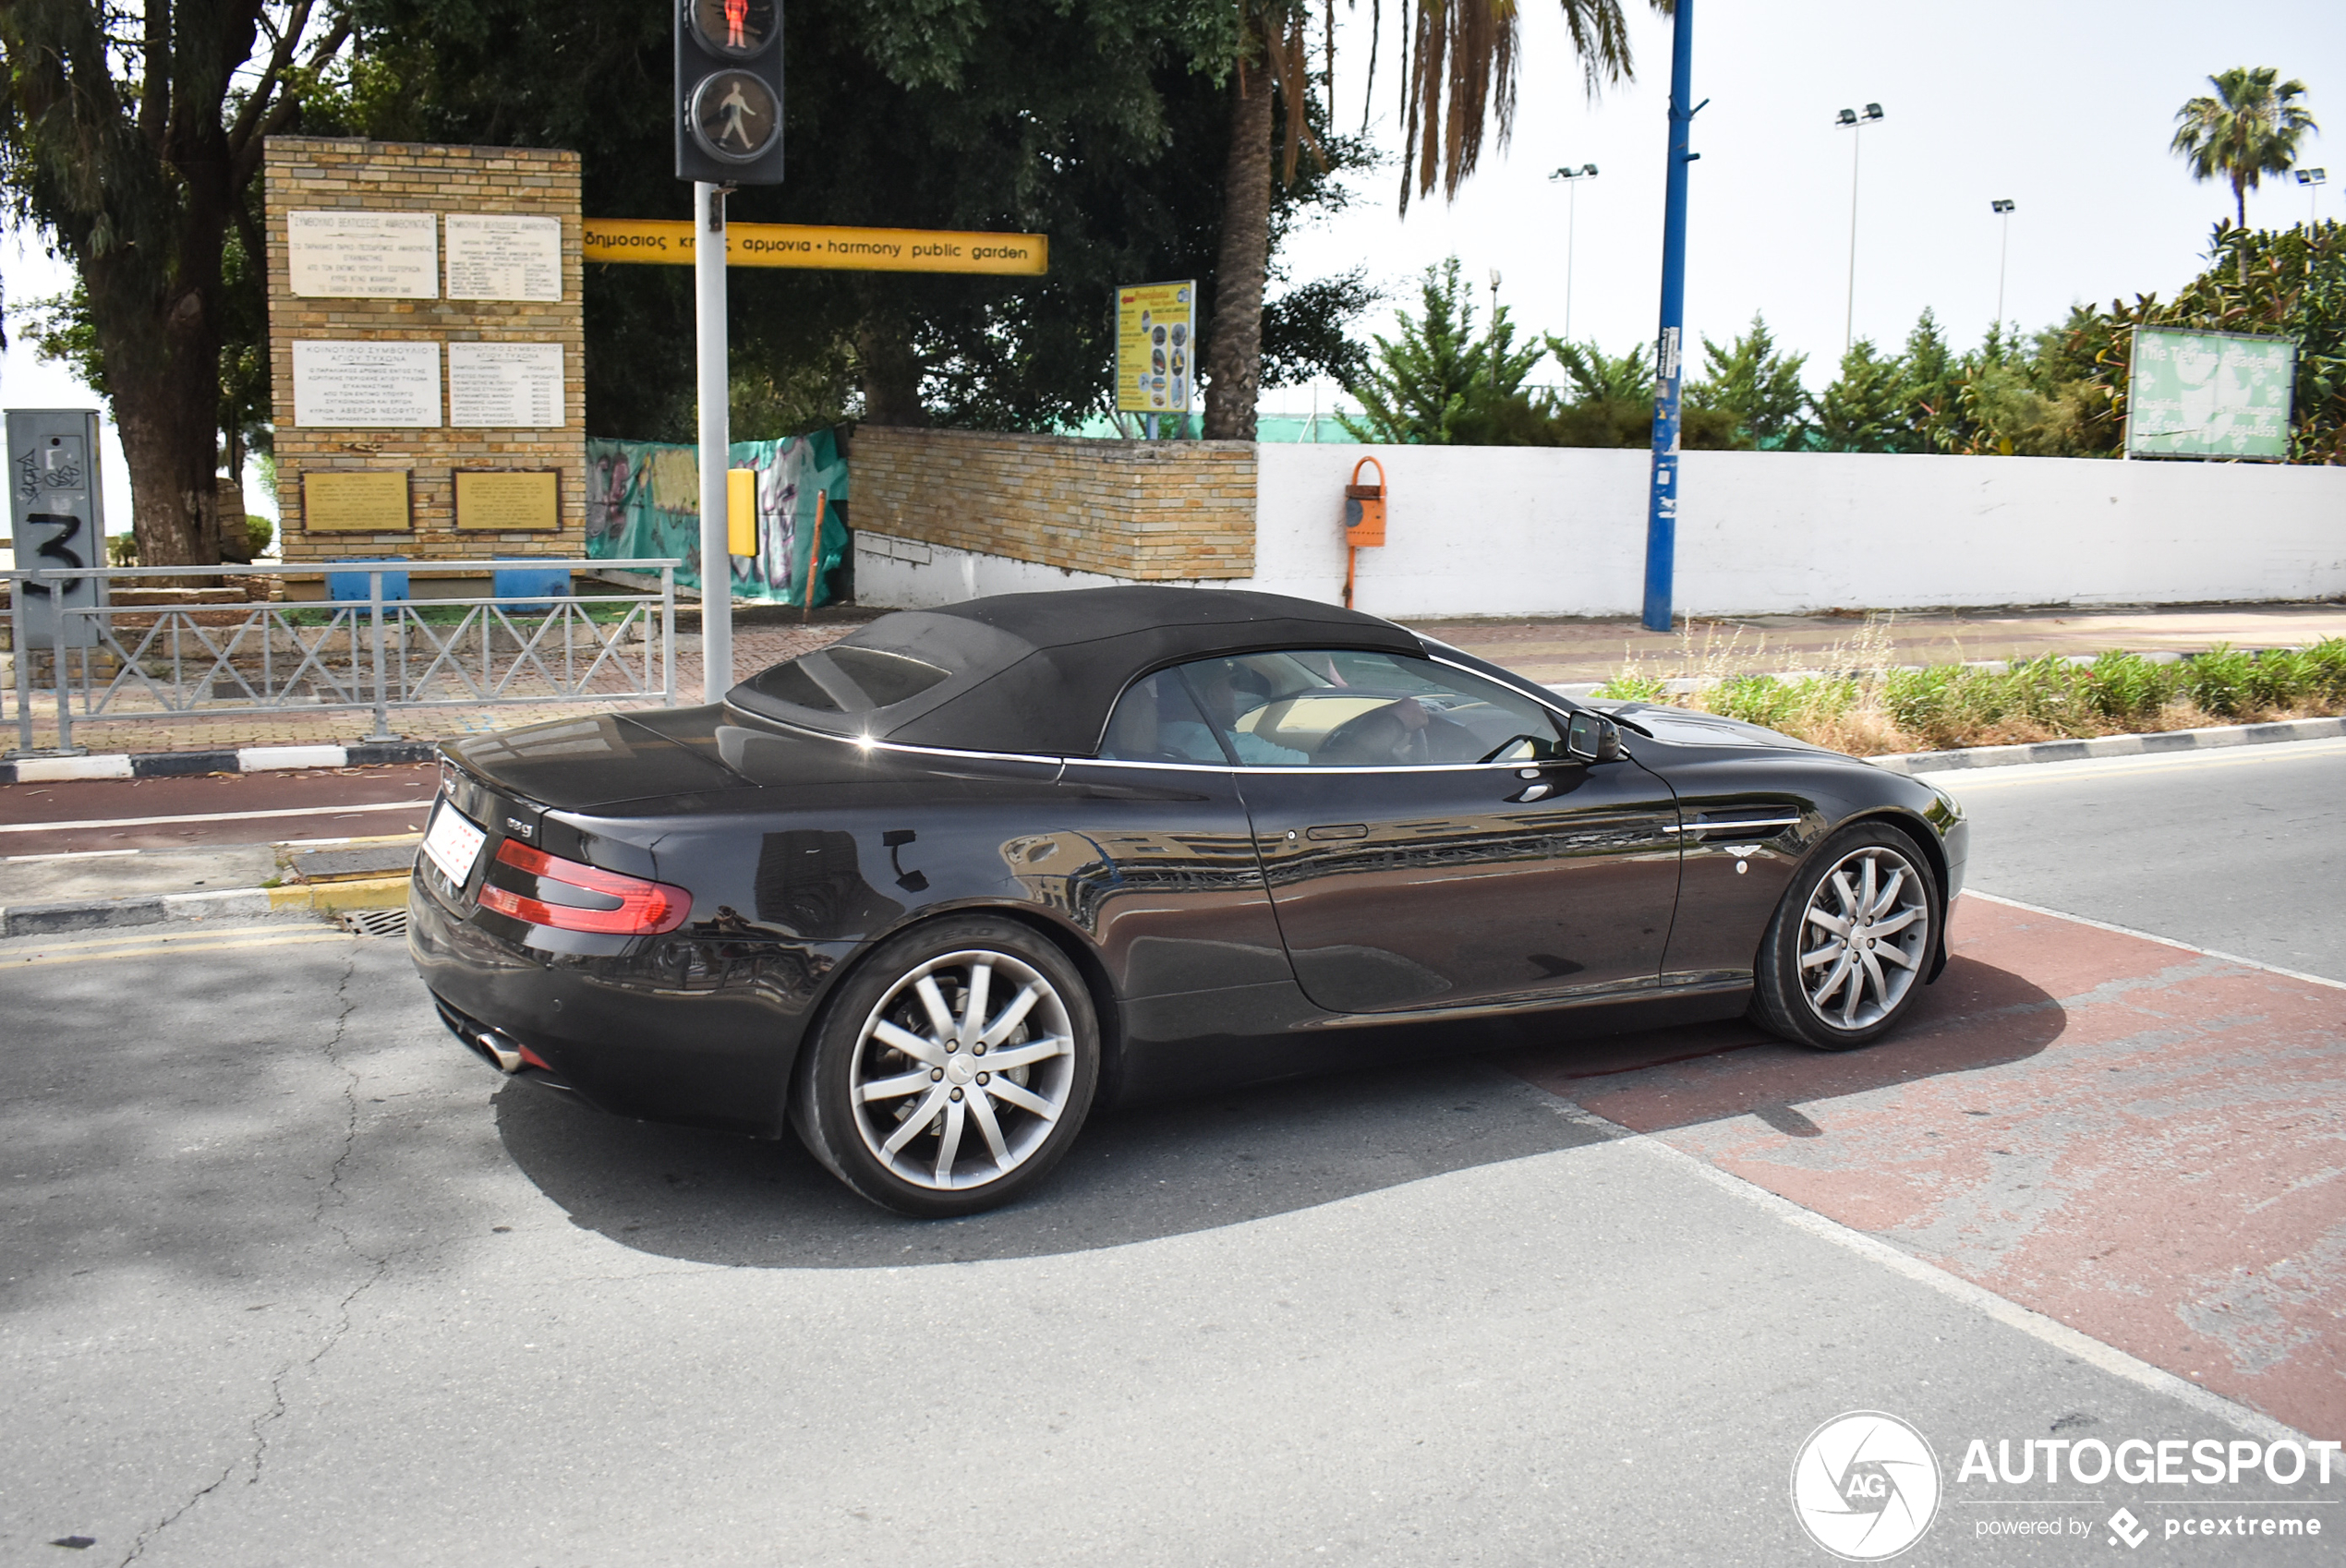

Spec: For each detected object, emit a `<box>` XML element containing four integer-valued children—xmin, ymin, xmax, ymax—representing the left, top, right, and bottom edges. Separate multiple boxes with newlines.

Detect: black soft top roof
<box><xmin>727</xmin><ymin>585</ymin><xmax>1424</xmax><ymax>756</ymax></box>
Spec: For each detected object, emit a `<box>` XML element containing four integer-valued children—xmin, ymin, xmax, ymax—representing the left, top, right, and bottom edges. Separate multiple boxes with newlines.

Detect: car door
<box><xmin>1170</xmin><ymin>649</ymin><xmax>1684</xmax><ymax>1015</ymax></box>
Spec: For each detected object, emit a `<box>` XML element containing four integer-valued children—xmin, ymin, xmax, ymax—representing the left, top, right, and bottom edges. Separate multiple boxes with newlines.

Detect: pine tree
<box><xmin>1687</xmin><ymin>313</ymin><xmax>1811</xmax><ymax>449</ymax></box>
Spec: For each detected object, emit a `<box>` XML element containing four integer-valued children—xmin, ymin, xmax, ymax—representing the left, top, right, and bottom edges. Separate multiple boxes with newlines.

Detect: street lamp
<box><xmin>1835</xmin><ymin>102</ymin><xmax>1884</xmax><ymax>357</ymax></box>
<box><xmin>2298</xmin><ymin>167</ymin><xmax>2328</xmax><ymax>228</ymax></box>
<box><xmin>1549</xmin><ymin>163</ymin><xmax>1599</xmax><ymax>342</ymax></box>
<box><xmin>1989</xmin><ymin>199</ymin><xmax>2015</xmax><ymax>329</ymax></box>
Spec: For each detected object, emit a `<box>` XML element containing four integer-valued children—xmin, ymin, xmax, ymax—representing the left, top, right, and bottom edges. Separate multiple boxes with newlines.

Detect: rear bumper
<box><xmin>406</xmin><ymin>880</ymin><xmax>843</xmax><ymax>1139</ymax></box>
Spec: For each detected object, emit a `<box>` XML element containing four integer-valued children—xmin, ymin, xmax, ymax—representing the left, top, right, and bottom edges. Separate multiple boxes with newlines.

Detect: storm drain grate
<box><xmin>340</xmin><ymin>908</ymin><xmax>410</xmax><ymax>939</ymax></box>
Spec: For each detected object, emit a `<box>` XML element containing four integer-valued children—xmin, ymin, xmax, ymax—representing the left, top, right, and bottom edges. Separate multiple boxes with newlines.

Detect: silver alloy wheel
<box><xmin>848</xmin><ymin>947</ymin><xmax>1077</xmax><ymax>1191</ymax></box>
<box><xmin>1796</xmin><ymin>844</ymin><xmax>1931</xmax><ymax>1031</ymax></box>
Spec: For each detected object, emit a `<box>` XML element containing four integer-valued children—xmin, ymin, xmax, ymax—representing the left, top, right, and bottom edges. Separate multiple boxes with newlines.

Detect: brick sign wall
<box><xmin>264</xmin><ymin>138</ymin><xmax>586</xmax><ymax>583</ymax></box>
<box><xmin>852</xmin><ymin>428</ymin><xmax>1256</xmax><ymax>580</ymax></box>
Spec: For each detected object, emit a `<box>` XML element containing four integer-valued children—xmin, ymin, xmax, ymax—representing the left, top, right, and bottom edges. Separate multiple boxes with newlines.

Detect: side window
<box><xmin>1176</xmin><ymin>650</ymin><xmax>1566</xmax><ymax>767</ymax></box>
<box><xmin>1097</xmin><ymin>669</ymin><xmax>1231</xmax><ymax>765</ymax></box>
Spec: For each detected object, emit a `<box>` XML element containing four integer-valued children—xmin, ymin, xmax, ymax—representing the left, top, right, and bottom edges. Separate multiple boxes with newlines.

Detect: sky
<box><xmin>4</xmin><ymin>0</ymin><xmax>2342</xmax><ymax>513</ymax></box>
<box><xmin>1270</xmin><ymin>0</ymin><xmax>2346</xmax><ymax>407</ymax></box>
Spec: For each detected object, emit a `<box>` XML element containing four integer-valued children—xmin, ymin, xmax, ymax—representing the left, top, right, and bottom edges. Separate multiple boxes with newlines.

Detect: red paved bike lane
<box><xmin>1496</xmin><ymin>895</ymin><xmax>2346</xmax><ymax>1441</ymax></box>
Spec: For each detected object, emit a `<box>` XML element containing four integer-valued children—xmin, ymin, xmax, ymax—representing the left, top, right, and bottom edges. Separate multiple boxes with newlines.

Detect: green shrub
<box><xmin>1592</xmin><ymin>672</ymin><xmax>1667</xmax><ymax>702</ymax></box>
<box><xmin>2183</xmin><ymin>644</ymin><xmax>2255</xmax><ymax>716</ymax></box>
<box><xmin>105</xmin><ymin>533</ymin><xmax>139</xmax><ymax>566</ymax></box>
<box><xmin>2304</xmin><ymin>638</ymin><xmax>2346</xmax><ymax>703</ymax></box>
<box><xmin>1710</xmin><ymin>674</ymin><xmax>1800</xmax><ymax>730</ymax></box>
<box><xmin>2084</xmin><ymin>650</ymin><xmax>2172</xmax><ymax>722</ymax></box>
<box><xmin>246</xmin><ymin>514</ymin><xmax>275</xmax><ymax>558</ymax></box>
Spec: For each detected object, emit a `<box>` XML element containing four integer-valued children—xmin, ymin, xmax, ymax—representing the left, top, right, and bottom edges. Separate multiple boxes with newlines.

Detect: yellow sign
<box><xmin>1116</xmin><ymin>280</ymin><xmax>1195</xmax><ymax>415</ymax></box>
<box><xmin>453</xmin><ymin>470</ymin><xmax>561</xmax><ymax>532</ymax></box>
<box><xmin>583</xmin><ymin>219</ymin><xmax>1047</xmax><ymax>275</ymax></box>
<box><xmin>302</xmin><ymin>470</ymin><xmax>411</xmax><ymax>533</ymax></box>
<box><xmin>726</xmin><ymin>468</ymin><xmax>757</xmax><ymax>556</ymax></box>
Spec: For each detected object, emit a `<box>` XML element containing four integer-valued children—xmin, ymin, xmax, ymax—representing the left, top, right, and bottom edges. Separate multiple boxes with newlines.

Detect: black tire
<box><xmin>1750</xmin><ymin>822</ymin><xmax>1940</xmax><ymax>1052</ymax></box>
<box><xmin>791</xmin><ymin>916</ymin><xmax>1100</xmax><ymax>1217</ymax></box>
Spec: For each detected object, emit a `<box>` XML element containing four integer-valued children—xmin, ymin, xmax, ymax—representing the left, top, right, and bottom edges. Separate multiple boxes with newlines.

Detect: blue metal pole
<box><xmin>1642</xmin><ymin>0</ymin><xmax>1697</xmax><ymax>633</ymax></box>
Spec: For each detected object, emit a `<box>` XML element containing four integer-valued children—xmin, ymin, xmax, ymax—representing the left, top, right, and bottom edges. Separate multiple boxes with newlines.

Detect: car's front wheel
<box><xmin>792</xmin><ymin>916</ymin><xmax>1100</xmax><ymax>1217</ymax></box>
<box><xmin>1751</xmin><ymin>824</ymin><xmax>1939</xmax><ymax>1051</ymax></box>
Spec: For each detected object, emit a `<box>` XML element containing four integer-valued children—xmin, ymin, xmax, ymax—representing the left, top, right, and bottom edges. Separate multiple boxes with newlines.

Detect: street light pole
<box><xmin>1990</xmin><ymin>199</ymin><xmax>2015</xmax><ymax>330</ymax></box>
<box><xmin>695</xmin><ymin>179</ymin><xmax>732</xmax><ymax>705</ymax></box>
<box><xmin>1642</xmin><ymin>2</ymin><xmax>1699</xmax><ymax>634</ymax></box>
<box><xmin>2298</xmin><ymin>167</ymin><xmax>2328</xmax><ymax>228</ymax></box>
<box><xmin>1549</xmin><ymin>163</ymin><xmax>1599</xmax><ymax>342</ymax></box>
<box><xmin>1835</xmin><ymin>103</ymin><xmax>1884</xmax><ymax>357</ymax></box>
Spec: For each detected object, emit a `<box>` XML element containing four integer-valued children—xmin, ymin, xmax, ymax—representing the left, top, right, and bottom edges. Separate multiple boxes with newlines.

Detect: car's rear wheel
<box><xmin>792</xmin><ymin>916</ymin><xmax>1099</xmax><ymax>1217</ymax></box>
<box><xmin>1751</xmin><ymin>824</ymin><xmax>1938</xmax><ymax>1051</ymax></box>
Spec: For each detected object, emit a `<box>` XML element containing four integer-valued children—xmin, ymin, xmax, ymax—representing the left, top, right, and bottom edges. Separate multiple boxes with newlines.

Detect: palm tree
<box><xmin>2171</xmin><ymin>66</ymin><xmax>2319</xmax><ymax>280</ymax></box>
<box><xmin>1202</xmin><ymin>0</ymin><xmax>1663</xmax><ymax>439</ymax></box>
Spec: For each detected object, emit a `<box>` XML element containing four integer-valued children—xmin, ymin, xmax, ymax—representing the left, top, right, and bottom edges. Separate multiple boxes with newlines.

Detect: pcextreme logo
<box><xmin>1791</xmin><ymin>1411</ymin><xmax>1944</xmax><ymax>1561</ymax></box>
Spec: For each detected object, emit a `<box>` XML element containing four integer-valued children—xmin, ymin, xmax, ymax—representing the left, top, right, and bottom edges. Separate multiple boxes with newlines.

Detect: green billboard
<box><xmin>2124</xmin><ymin>327</ymin><xmax>2295</xmax><ymax>460</ymax></box>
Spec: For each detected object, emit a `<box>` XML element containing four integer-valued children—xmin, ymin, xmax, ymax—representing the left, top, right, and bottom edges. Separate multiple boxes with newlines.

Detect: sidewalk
<box><xmin>5</xmin><ymin>600</ymin><xmax>2340</xmax><ymax>758</ymax></box>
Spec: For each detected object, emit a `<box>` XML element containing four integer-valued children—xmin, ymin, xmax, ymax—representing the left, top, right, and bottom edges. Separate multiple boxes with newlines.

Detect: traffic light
<box><xmin>675</xmin><ymin>0</ymin><xmax>784</xmax><ymax>185</ymax></box>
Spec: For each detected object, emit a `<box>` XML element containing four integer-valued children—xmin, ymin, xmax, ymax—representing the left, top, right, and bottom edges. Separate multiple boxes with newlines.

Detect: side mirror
<box><xmin>1566</xmin><ymin>711</ymin><xmax>1624</xmax><ymax>764</ymax></box>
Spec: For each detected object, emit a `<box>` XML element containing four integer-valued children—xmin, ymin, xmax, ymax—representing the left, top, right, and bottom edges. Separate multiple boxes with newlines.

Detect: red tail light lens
<box><xmin>479</xmin><ymin>839</ymin><xmax>691</xmax><ymax>935</ymax></box>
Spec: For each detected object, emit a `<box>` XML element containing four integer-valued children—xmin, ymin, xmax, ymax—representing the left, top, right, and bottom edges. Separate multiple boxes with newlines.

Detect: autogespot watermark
<box><xmin>1792</xmin><ymin>1413</ymin><xmax>2340</xmax><ymax>1558</ymax></box>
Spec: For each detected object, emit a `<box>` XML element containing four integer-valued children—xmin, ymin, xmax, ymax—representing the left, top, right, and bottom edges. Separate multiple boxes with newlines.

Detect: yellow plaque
<box><xmin>1115</xmin><ymin>281</ymin><xmax>1195</xmax><ymax>415</ymax></box>
<box><xmin>454</xmin><ymin>470</ymin><xmax>561</xmax><ymax>532</ymax></box>
<box><xmin>302</xmin><ymin>470</ymin><xmax>412</xmax><ymax>533</ymax></box>
<box><xmin>583</xmin><ymin>219</ymin><xmax>1047</xmax><ymax>275</ymax></box>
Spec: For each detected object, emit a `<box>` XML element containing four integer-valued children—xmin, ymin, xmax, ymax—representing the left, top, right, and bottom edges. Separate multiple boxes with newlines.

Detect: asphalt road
<box><xmin>1943</xmin><ymin>737</ymin><xmax>2346</xmax><ymax>983</ymax></box>
<box><xmin>0</xmin><ymin>766</ymin><xmax>438</xmax><ymax>855</ymax></box>
<box><xmin>2</xmin><ymin>742</ymin><xmax>2340</xmax><ymax>1566</ymax></box>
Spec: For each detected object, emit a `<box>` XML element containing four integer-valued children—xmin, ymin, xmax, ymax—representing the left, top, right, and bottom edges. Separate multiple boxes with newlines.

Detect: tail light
<box><xmin>478</xmin><ymin>839</ymin><xmax>691</xmax><ymax>935</ymax></box>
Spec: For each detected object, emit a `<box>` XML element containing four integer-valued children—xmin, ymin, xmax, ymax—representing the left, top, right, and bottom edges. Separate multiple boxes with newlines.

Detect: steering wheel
<box><xmin>1314</xmin><ymin>702</ymin><xmax>1420</xmax><ymax>765</ymax></box>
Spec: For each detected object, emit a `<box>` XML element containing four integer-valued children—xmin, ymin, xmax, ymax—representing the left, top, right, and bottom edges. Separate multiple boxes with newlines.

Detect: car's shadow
<box><xmin>495</xmin><ymin>954</ymin><xmax>2061</xmax><ymax>1268</ymax></box>
<box><xmin>493</xmin><ymin>1048</ymin><xmax>1607</xmax><ymax>1268</ymax></box>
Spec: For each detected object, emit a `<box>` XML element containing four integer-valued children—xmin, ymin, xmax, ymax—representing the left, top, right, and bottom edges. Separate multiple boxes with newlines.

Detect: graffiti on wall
<box><xmin>586</xmin><ymin>428</ymin><xmax>849</xmax><ymax>605</ymax></box>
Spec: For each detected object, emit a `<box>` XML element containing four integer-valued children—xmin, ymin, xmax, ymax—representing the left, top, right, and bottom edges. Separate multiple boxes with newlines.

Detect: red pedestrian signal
<box><xmin>676</xmin><ymin>0</ymin><xmax>782</xmax><ymax>184</ymax></box>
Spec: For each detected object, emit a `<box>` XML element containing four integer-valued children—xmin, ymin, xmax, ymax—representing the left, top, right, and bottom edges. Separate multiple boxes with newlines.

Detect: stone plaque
<box><xmin>285</xmin><ymin>211</ymin><xmax>439</xmax><ymax>298</ymax></box>
<box><xmin>445</xmin><ymin>213</ymin><xmax>564</xmax><ymax>302</ymax></box>
<box><xmin>304</xmin><ymin>470</ymin><xmax>413</xmax><ymax>533</ymax></box>
<box><xmin>447</xmin><ymin>342</ymin><xmax>565</xmax><ymax>428</ymax></box>
<box><xmin>453</xmin><ymin>469</ymin><xmax>560</xmax><ymax>531</ymax></box>
<box><xmin>293</xmin><ymin>341</ymin><xmax>441</xmax><ymax>428</ymax></box>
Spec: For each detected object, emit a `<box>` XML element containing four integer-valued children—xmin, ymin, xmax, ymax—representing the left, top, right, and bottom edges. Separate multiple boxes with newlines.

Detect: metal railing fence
<box><xmin>4</xmin><ymin>560</ymin><xmax>680</xmax><ymax>757</ymax></box>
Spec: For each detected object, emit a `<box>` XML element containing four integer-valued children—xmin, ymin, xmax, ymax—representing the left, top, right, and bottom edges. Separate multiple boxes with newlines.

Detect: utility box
<box><xmin>6</xmin><ymin>409</ymin><xmax>107</xmax><ymax>649</ymax></box>
<box><xmin>1344</xmin><ymin>456</ymin><xmax>1386</xmax><ymax>548</ymax></box>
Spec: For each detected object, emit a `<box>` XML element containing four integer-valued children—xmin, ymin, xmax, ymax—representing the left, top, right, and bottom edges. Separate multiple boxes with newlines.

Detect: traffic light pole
<box><xmin>695</xmin><ymin>180</ymin><xmax>732</xmax><ymax>704</ymax></box>
<box><xmin>1642</xmin><ymin>0</ymin><xmax>1696</xmax><ymax>633</ymax></box>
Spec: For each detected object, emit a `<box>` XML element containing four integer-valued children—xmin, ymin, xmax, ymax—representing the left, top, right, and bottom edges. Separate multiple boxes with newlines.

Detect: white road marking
<box><xmin>0</xmin><ymin>800</ymin><xmax>427</xmax><ymax>835</ymax></box>
<box><xmin>1964</xmin><ymin>890</ymin><xmax>2346</xmax><ymax>992</ymax></box>
<box><xmin>1532</xmin><ymin>1092</ymin><xmax>2310</xmax><ymax>1446</ymax></box>
<box><xmin>6</xmin><ymin>848</ymin><xmax>142</xmax><ymax>862</ymax></box>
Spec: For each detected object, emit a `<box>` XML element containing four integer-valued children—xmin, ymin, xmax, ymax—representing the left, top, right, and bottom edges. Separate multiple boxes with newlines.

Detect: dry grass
<box><xmin>1593</xmin><ymin>619</ymin><xmax>2346</xmax><ymax>756</ymax></box>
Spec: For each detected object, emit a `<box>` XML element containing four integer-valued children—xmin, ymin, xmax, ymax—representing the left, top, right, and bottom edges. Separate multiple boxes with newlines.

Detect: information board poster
<box><xmin>2125</xmin><ymin>327</ymin><xmax>2295</xmax><ymax>460</ymax></box>
<box><xmin>285</xmin><ymin>211</ymin><xmax>439</xmax><ymax>299</ymax></box>
<box><xmin>1116</xmin><ymin>281</ymin><xmax>1195</xmax><ymax>416</ymax></box>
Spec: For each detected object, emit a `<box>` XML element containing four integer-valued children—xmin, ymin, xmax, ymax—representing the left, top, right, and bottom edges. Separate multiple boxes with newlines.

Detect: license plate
<box><xmin>421</xmin><ymin>799</ymin><xmax>489</xmax><ymax>887</ymax></box>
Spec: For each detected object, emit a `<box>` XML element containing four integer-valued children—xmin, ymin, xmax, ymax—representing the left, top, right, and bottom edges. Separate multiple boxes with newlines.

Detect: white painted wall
<box><xmin>857</xmin><ymin>446</ymin><xmax>2346</xmax><ymax>617</ymax></box>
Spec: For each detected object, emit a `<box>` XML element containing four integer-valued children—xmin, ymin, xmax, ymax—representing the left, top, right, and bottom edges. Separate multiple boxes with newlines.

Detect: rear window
<box><xmin>741</xmin><ymin>645</ymin><xmax>949</xmax><ymax>714</ymax></box>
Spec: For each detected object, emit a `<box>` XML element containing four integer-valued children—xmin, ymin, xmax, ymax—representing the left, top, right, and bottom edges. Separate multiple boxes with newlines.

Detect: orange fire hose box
<box><xmin>1343</xmin><ymin>456</ymin><xmax>1387</xmax><ymax>548</ymax></box>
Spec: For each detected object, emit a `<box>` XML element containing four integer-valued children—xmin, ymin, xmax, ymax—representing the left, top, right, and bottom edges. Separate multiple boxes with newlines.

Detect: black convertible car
<box><xmin>410</xmin><ymin>586</ymin><xmax>1966</xmax><ymax>1216</ymax></box>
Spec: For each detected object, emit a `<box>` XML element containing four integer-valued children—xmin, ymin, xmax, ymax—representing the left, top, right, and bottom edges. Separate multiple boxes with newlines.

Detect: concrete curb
<box><xmin>1868</xmin><ymin>716</ymin><xmax>2346</xmax><ymax>775</ymax></box>
<box><xmin>1</xmin><ymin>874</ymin><xmax>412</xmax><ymax>938</ymax></box>
<box><xmin>0</xmin><ymin>741</ymin><xmax>438</xmax><ymax>785</ymax></box>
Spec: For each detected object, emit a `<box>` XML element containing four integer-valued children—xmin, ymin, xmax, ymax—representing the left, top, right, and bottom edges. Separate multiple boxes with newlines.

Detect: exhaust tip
<box><xmin>474</xmin><ymin>1031</ymin><xmax>524</xmax><ymax>1074</ymax></box>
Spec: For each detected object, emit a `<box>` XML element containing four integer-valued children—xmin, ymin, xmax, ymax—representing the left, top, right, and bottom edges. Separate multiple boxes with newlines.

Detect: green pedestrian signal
<box><xmin>676</xmin><ymin>0</ymin><xmax>782</xmax><ymax>184</ymax></box>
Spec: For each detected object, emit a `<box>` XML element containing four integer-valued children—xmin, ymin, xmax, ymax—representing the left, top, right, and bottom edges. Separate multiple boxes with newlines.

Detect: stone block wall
<box><xmin>852</xmin><ymin>428</ymin><xmax>1256</xmax><ymax>579</ymax></box>
<box><xmin>265</xmin><ymin>138</ymin><xmax>586</xmax><ymax>574</ymax></box>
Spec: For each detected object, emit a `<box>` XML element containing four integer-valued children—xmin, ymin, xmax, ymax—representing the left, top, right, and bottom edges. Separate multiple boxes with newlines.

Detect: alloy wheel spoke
<box><xmin>1869</xmin><ymin>867</ymin><xmax>1906</xmax><ymax>917</ymax></box>
<box><xmin>1840</xmin><ymin>964</ymin><xmax>1865</xmax><ymax>1026</ymax></box>
<box><xmin>913</xmin><ymin>975</ymin><xmax>958</xmax><ymax>1042</ymax></box>
<box><xmin>1806</xmin><ymin>908</ymin><xmax>1851</xmax><ymax>937</ymax></box>
<box><xmin>959</xmin><ymin>961</ymin><xmax>992</xmax><ymax>1050</ymax></box>
<box><xmin>933</xmin><ymin>1097</ymin><xmax>967</xmax><ymax>1183</ymax></box>
<box><xmin>1859</xmin><ymin>856</ymin><xmax>1879</xmax><ymax>918</ymax></box>
<box><xmin>978</xmin><ymin>983</ymin><xmax>1044</xmax><ymax>1048</ymax></box>
<box><xmin>1878</xmin><ymin>942</ymin><xmax>1922</xmax><ymax>971</ymax></box>
<box><xmin>882</xmin><ymin>1086</ymin><xmax>949</xmax><ymax>1155</ymax></box>
<box><xmin>982</xmin><ymin>1036</ymin><xmax>1067</xmax><ymax>1072</ymax></box>
<box><xmin>1800</xmin><ymin>941</ymin><xmax>1844</xmax><ymax>970</ymax></box>
<box><xmin>1859</xmin><ymin>947</ymin><xmax>1889</xmax><ymax>1007</ymax></box>
<box><xmin>1868</xmin><ymin>907</ymin><xmax>1922</xmax><ymax>937</ymax></box>
<box><xmin>1832</xmin><ymin>870</ymin><xmax>1861</xmax><ymax>918</ymax></box>
<box><xmin>873</xmin><ymin>1019</ymin><xmax>946</xmax><ymax>1067</ymax></box>
<box><xmin>966</xmin><ymin>1088</ymin><xmax>1011</xmax><ymax>1164</ymax></box>
<box><xmin>1810</xmin><ymin>949</ymin><xmax>1855</xmax><ymax>1007</ymax></box>
<box><xmin>858</xmin><ymin>1068</ymin><xmax>934</xmax><ymax>1104</ymax></box>
<box><xmin>985</xmin><ymin>1077</ymin><xmax>1056</xmax><ymax>1119</ymax></box>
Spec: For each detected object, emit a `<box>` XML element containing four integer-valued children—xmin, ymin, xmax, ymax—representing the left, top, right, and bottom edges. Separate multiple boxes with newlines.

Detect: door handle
<box><xmin>1511</xmin><ymin>783</ymin><xmax>1552</xmax><ymax>802</ymax></box>
<box><xmin>1304</xmin><ymin>823</ymin><xmax>1369</xmax><ymax>841</ymax></box>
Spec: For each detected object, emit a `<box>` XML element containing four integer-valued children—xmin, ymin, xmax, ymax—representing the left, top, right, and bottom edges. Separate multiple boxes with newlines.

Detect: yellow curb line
<box><xmin>267</xmin><ymin>874</ymin><xmax>412</xmax><ymax>913</ymax></box>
